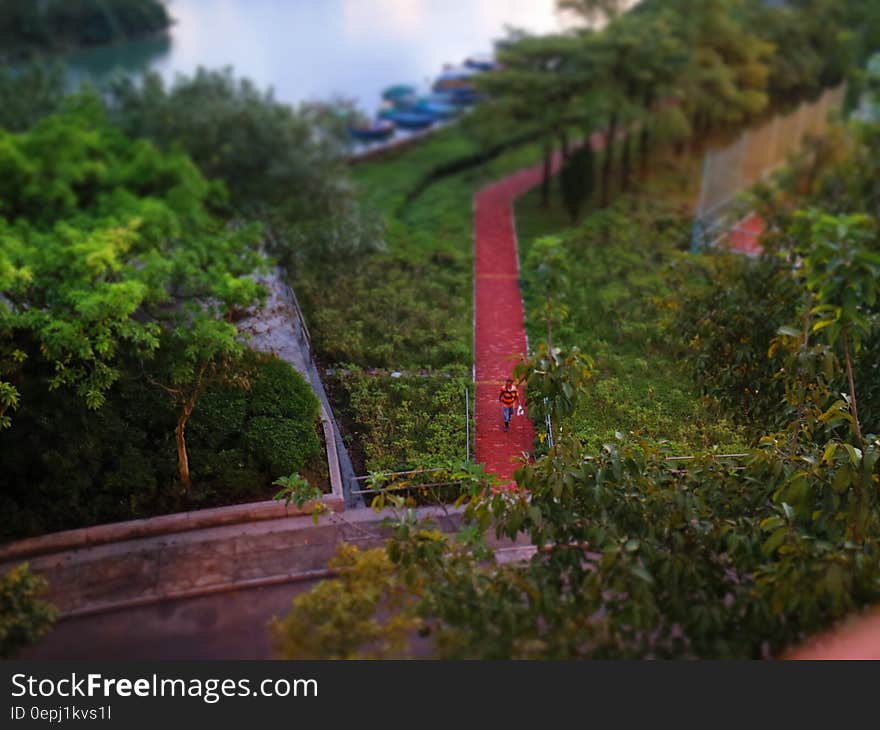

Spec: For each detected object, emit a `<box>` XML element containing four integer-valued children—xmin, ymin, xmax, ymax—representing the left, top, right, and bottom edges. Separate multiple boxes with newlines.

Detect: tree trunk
<box><xmin>620</xmin><ymin>82</ymin><xmax>639</xmax><ymax>193</ymax></box>
<box><xmin>601</xmin><ymin>109</ymin><xmax>619</xmax><ymax>208</ymax></box>
<box><xmin>541</xmin><ymin>142</ymin><xmax>553</xmax><ymax>207</ymax></box>
<box><xmin>621</xmin><ymin>133</ymin><xmax>633</xmax><ymax>192</ymax></box>
<box><xmin>175</xmin><ymin>396</ymin><xmax>197</xmax><ymax>493</ymax></box>
<box><xmin>640</xmin><ymin>89</ymin><xmax>655</xmax><ymax>176</ymax></box>
<box><xmin>559</xmin><ymin>130</ymin><xmax>570</xmax><ymax>160</ymax></box>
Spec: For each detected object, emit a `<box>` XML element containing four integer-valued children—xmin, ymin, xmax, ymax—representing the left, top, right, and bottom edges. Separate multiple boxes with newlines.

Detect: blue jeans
<box><xmin>502</xmin><ymin>406</ymin><xmax>514</xmax><ymax>424</ymax></box>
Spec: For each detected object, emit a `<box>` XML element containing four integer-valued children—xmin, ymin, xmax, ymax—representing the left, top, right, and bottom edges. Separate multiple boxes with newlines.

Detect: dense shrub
<box><xmin>0</xmin><ymin>63</ymin><xmax>66</xmax><ymax>132</ymax></box>
<box><xmin>298</xmin><ymin>253</ymin><xmax>470</xmax><ymax>370</ymax></box>
<box><xmin>666</xmin><ymin>252</ymin><xmax>802</xmax><ymax>433</ymax></box>
<box><xmin>0</xmin><ymin>353</ymin><xmax>322</xmax><ymax>540</ymax></box>
<box><xmin>0</xmin><ymin>564</ymin><xmax>57</xmax><ymax>659</ymax></box>
<box><xmin>332</xmin><ymin>368</ymin><xmax>471</xmax><ymax>472</ymax></box>
<box><xmin>517</xmin><ymin>197</ymin><xmax>746</xmax><ymax>453</ymax></box>
<box><xmin>105</xmin><ymin>68</ymin><xmax>381</xmax><ymax>268</ymax></box>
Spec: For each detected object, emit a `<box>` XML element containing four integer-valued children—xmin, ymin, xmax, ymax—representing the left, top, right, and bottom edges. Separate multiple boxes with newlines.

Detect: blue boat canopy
<box><xmin>381</xmin><ymin>84</ymin><xmax>417</xmax><ymax>101</ymax></box>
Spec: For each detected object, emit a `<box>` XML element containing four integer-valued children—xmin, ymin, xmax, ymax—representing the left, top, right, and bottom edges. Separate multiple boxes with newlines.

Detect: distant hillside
<box><xmin>0</xmin><ymin>0</ymin><xmax>172</xmax><ymax>62</ymax></box>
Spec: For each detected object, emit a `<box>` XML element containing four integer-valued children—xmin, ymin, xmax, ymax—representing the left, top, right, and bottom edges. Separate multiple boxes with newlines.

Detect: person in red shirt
<box><xmin>498</xmin><ymin>378</ymin><xmax>519</xmax><ymax>432</ymax></box>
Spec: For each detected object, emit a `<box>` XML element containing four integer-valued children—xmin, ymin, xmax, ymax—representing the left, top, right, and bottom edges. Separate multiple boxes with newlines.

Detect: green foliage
<box><xmin>517</xmin><ymin>195</ymin><xmax>746</xmax><ymax>453</ymax></box>
<box><xmin>366</xmin><ymin>460</ymin><xmax>495</xmax><ymax>512</ymax></box>
<box><xmin>0</xmin><ymin>352</ymin><xmax>323</xmax><ymax>540</ymax></box>
<box><xmin>796</xmin><ymin>211</ymin><xmax>880</xmax><ymax>446</ymax></box>
<box><xmin>681</xmin><ymin>115</ymin><xmax>880</xmax><ymax>444</ymax></box>
<box><xmin>184</xmin><ymin>354</ymin><xmax>322</xmax><ymax>499</ymax></box>
<box><xmin>273</xmin><ymin>472</ymin><xmax>327</xmax><ymax>524</ymax></box>
<box><xmin>332</xmin><ymin>368</ymin><xmax>471</xmax><ymax>473</ymax></box>
<box><xmin>0</xmin><ymin>63</ymin><xmax>66</xmax><ymax>132</ymax></box>
<box><xmin>273</xmin><ymin>472</ymin><xmax>321</xmax><ymax>508</ymax></box>
<box><xmin>297</xmin><ymin>252</ymin><xmax>470</xmax><ymax>369</ymax></box>
<box><xmin>0</xmin><ymin>107</ymin><xmax>319</xmax><ymax>523</ymax></box>
<box><xmin>797</xmin><ymin>212</ymin><xmax>879</xmax><ymax>354</ymax></box>
<box><xmin>246</xmin><ymin>416</ymin><xmax>320</xmax><ymax>479</ymax></box>
<box><xmin>0</xmin><ymin>101</ymin><xmax>258</xmax><ymax>416</ymax></box>
<box><xmin>189</xmin><ymin>353</ymin><xmax>321</xmax><ymax>478</ymax></box>
<box><xmin>270</xmin><ymin>544</ymin><xmax>419</xmax><ymax>659</ymax></box>
<box><xmin>292</xmin><ymin>427</ymin><xmax>880</xmax><ymax>658</ymax></box>
<box><xmin>513</xmin><ymin>344</ymin><xmax>594</xmax><ymax>428</ymax></box>
<box><xmin>0</xmin><ymin>563</ymin><xmax>58</xmax><ymax>658</ymax></box>
<box><xmin>559</xmin><ymin>145</ymin><xmax>596</xmax><ymax>222</ymax></box>
<box><xmin>106</xmin><ymin>68</ymin><xmax>381</xmax><ymax>268</ymax></box>
<box><xmin>667</xmin><ymin>252</ymin><xmax>801</xmax><ymax>433</ymax></box>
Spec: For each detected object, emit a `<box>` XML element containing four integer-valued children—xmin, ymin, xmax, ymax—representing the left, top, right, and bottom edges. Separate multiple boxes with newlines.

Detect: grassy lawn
<box><xmin>515</xmin><ymin>148</ymin><xmax>748</xmax><ymax>455</ymax></box>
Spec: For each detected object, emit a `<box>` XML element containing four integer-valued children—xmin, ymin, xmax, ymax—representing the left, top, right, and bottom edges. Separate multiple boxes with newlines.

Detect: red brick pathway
<box><xmin>725</xmin><ymin>212</ymin><xmax>764</xmax><ymax>255</ymax></box>
<box><xmin>472</xmin><ymin>151</ymin><xmax>574</xmax><ymax>483</ymax></box>
<box><xmin>473</xmin><ymin>133</ymin><xmax>611</xmax><ymax>484</ymax></box>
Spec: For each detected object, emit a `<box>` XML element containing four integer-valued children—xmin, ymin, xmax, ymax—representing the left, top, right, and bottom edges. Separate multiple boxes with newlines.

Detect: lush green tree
<box><xmin>271</xmin><ymin>544</ymin><xmax>419</xmax><ymax>659</ymax></box>
<box><xmin>559</xmin><ymin>144</ymin><xmax>596</xmax><ymax>222</ymax></box>
<box><xmin>478</xmin><ymin>33</ymin><xmax>587</xmax><ymax>205</ymax></box>
<box><xmin>667</xmin><ymin>252</ymin><xmax>801</xmax><ymax>434</ymax></box>
<box><xmin>666</xmin><ymin>0</ymin><xmax>773</xmax><ymax>141</ymax></box>
<box><xmin>105</xmin><ymin>68</ymin><xmax>381</xmax><ymax>270</ymax></box>
<box><xmin>0</xmin><ymin>63</ymin><xmax>66</xmax><ymax>132</ymax></box>
<box><xmin>795</xmin><ymin>212</ymin><xmax>880</xmax><ymax>448</ymax></box>
<box><xmin>0</xmin><ymin>99</ymin><xmax>282</xmax><ymax>500</ymax></box>
<box><xmin>0</xmin><ymin>563</ymin><xmax>57</xmax><ymax>658</ymax></box>
<box><xmin>0</xmin><ymin>99</ymin><xmax>261</xmax><ymax>413</ymax></box>
<box><xmin>147</xmin><ymin>322</ymin><xmax>249</xmax><ymax>493</ymax></box>
<box><xmin>0</xmin><ymin>350</ymin><xmax>322</xmax><ymax>540</ymax></box>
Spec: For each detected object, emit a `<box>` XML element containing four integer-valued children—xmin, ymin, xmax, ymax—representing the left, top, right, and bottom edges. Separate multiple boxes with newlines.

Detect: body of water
<box><xmin>65</xmin><ymin>0</ymin><xmax>570</xmax><ymax>114</ymax></box>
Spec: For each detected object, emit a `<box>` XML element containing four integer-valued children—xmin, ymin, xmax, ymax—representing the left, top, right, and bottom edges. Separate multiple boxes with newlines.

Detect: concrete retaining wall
<box><xmin>0</xmin><ymin>506</ymin><xmax>465</xmax><ymax>618</ymax></box>
<box><xmin>0</xmin><ymin>495</ymin><xmax>344</xmax><ymax>564</ymax></box>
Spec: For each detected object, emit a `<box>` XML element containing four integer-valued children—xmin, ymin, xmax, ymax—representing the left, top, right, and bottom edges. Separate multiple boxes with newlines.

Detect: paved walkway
<box><xmin>473</xmin><ymin>134</ymin><xmax>610</xmax><ymax>484</ymax></box>
<box><xmin>473</xmin><ymin>158</ymin><xmax>559</xmax><ymax>483</ymax></box>
<box><xmin>726</xmin><ymin>212</ymin><xmax>764</xmax><ymax>255</ymax></box>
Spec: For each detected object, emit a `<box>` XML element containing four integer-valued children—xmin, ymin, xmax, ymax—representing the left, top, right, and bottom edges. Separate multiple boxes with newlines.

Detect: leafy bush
<box><xmin>0</xmin><ymin>564</ymin><xmax>58</xmax><ymax>658</ymax></box>
<box><xmin>247</xmin><ymin>356</ymin><xmax>321</xmax><ymax>421</ymax></box>
<box><xmin>245</xmin><ymin>417</ymin><xmax>320</xmax><ymax>478</ymax></box>
<box><xmin>517</xmin><ymin>196</ymin><xmax>746</xmax><ymax>453</ymax></box>
<box><xmin>666</xmin><ymin>252</ymin><xmax>801</xmax><ymax>434</ymax></box>
<box><xmin>106</xmin><ymin>68</ymin><xmax>381</xmax><ymax>268</ymax></box>
<box><xmin>0</xmin><ymin>353</ymin><xmax>323</xmax><ymax>540</ymax></box>
<box><xmin>332</xmin><ymin>368</ymin><xmax>471</xmax><ymax>473</ymax></box>
<box><xmin>186</xmin><ymin>354</ymin><xmax>322</xmax><ymax>496</ymax></box>
<box><xmin>297</xmin><ymin>253</ymin><xmax>470</xmax><ymax>370</ymax></box>
<box><xmin>271</xmin><ymin>545</ymin><xmax>418</xmax><ymax>659</ymax></box>
<box><xmin>0</xmin><ymin>63</ymin><xmax>66</xmax><ymax>132</ymax></box>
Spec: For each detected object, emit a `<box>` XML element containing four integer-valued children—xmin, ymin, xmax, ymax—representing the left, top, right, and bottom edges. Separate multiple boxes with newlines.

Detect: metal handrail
<box><xmin>351</xmin><ymin>480</ymin><xmax>466</xmax><ymax>497</ymax></box>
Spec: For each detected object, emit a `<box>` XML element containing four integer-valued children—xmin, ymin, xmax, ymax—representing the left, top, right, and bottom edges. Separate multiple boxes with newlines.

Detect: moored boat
<box><xmin>348</xmin><ymin>118</ymin><xmax>396</xmax><ymax>141</ymax></box>
<box><xmin>397</xmin><ymin>94</ymin><xmax>460</xmax><ymax>119</ymax></box>
<box><xmin>431</xmin><ymin>84</ymin><xmax>482</xmax><ymax>105</ymax></box>
<box><xmin>378</xmin><ymin>107</ymin><xmax>437</xmax><ymax>129</ymax></box>
<box><xmin>381</xmin><ymin>84</ymin><xmax>418</xmax><ymax>104</ymax></box>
